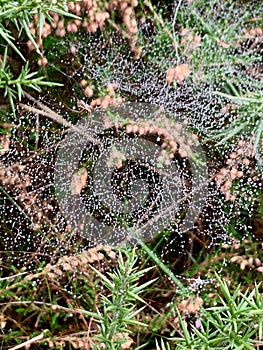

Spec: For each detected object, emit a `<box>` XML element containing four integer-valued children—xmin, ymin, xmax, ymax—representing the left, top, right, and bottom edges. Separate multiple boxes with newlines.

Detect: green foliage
<box><xmin>177</xmin><ymin>0</ymin><xmax>262</xmax><ymax>83</ymax></box>
<box><xmin>0</xmin><ymin>248</ymin><xmax>156</xmax><ymax>349</ymax></box>
<box><xmin>172</xmin><ymin>274</ymin><xmax>263</xmax><ymax>349</ymax></box>
<box><xmin>213</xmin><ymin>84</ymin><xmax>263</xmax><ymax>164</ymax></box>
<box><xmin>91</xmin><ymin>248</ymin><xmax>155</xmax><ymax>349</ymax></box>
<box><xmin>155</xmin><ymin>337</ymin><xmax>171</xmax><ymax>350</ymax></box>
<box><xmin>0</xmin><ymin>0</ymin><xmax>79</xmax><ymax>57</ymax></box>
<box><xmin>140</xmin><ymin>240</ymin><xmax>188</xmax><ymax>294</ymax></box>
<box><xmin>0</xmin><ymin>47</ymin><xmax>62</xmax><ymax>111</ymax></box>
<box><xmin>0</xmin><ymin>0</ymin><xmax>79</xmax><ymax>112</ymax></box>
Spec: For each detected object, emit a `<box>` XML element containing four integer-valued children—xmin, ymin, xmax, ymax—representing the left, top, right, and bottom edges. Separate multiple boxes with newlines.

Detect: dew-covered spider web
<box><xmin>0</xmin><ymin>0</ymin><xmax>262</xmax><ymax>282</ymax></box>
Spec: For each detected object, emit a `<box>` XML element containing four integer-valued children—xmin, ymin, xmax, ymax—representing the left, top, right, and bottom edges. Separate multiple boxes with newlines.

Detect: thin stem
<box><xmin>172</xmin><ymin>0</ymin><xmax>183</xmax><ymax>63</ymax></box>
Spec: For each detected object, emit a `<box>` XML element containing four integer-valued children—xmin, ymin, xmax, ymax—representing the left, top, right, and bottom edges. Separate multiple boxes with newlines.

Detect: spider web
<box><xmin>0</xmin><ymin>1</ymin><xmax>262</xmax><ymax>274</ymax></box>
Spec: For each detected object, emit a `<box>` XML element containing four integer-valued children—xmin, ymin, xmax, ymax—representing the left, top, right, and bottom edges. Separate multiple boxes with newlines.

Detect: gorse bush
<box><xmin>90</xmin><ymin>248</ymin><xmax>156</xmax><ymax>349</ymax></box>
<box><xmin>0</xmin><ymin>247</ymin><xmax>154</xmax><ymax>349</ymax></box>
<box><xmin>173</xmin><ymin>274</ymin><xmax>263</xmax><ymax>349</ymax></box>
<box><xmin>0</xmin><ymin>47</ymin><xmax>61</xmax><ymax>112</ymax></box>
<box><xmin>0</xmin><ymin>0</ymin><xmax>76</xmax><ymax>57</ymax></box>
<box><xmin>213</xmin><ymin>86</ymin><xmax>263</xmax><ymax>167</ymax></box>
<box><xmin>1</xmin><ymin>247</ymin><xmax>263</xmax><ymax>349</ymax></box>
<box><xmin>0</xmin><ymin>0</ymin><xmax>78</xmax><ymax>111</ymax></box>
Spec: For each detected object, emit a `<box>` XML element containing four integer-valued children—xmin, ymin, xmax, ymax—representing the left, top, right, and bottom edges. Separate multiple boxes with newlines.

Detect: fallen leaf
<box><xmin>166</xmin><ymin>67</ymin><xmax>177</xmax><ymax>84</ymax></box>
<box><xmin>166</xmin><ymin>64</ymin><xmax>191</xmax><ymax>84</ymax></box>
<box><xmin>107</xmin><ymin>145</ymin><xmax>126</xmax><ymax>169</ymax></box>
<box><xmin>70</xmin><ymin>168</ymin><xmax>88</xmax><ymax>195</ymax></box>
<box><xmin>0</xmin><ymin>134</ymin><xmax>10</xmax><ymax>154</ymax></box>
<box><xmin>215</xmin><ymin>38</ymin><xmax>230</xmax><ymax>48</ymax></box>
<box><xmin>174</xmin><ymin>64</ymin><xmax>191</xmax><ymax>83</ymax></box>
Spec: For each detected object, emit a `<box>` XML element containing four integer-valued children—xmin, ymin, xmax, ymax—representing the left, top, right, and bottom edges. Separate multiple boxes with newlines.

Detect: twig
<box><xmin>9</xmin><ymin>331</ymin><xmax>47</xmax><ymax>350</ymax></box>
<box><xmin>20</xmin><ymin>93</ymin><xmax>100</xmax><ymax>145</ymax></box>
<box><xmin>0</xmin><ymin>271</ymin><xmax>28</xmax><ymax>282</ymax></box>
<box><xmin>20</xmin><ymin>103</ymin><xmax>75</xmax><ymax>129</ymax></box>
<box><xmin>172</xmin><ymin>0</ymin><xmax>183</xmax><ymax>63</ymax></box>
<box><xmin>35</xmin><ymin>113</ymin><xmax>39</xmax><ymax>150</ymax></box>
<box><xmin>0</xmin><ymin>301</ymin><xmax>97</xmax><ymax>318</ymax></box>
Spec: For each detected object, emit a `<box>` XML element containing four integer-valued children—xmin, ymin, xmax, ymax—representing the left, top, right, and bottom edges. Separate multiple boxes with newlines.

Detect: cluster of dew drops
<box><xmin>0</xmin><ymin>1</ymin><xmax>262</xmax><ymax>280</ymax></box>
<box><xmin>60</xmin><ymin>34</ymin><xmax>260</xmax><ymax>252</ymax></box>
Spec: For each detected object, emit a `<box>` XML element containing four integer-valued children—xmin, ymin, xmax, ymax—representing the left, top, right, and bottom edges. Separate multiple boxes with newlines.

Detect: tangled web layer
<box><xmin>0</xmin><ymin>0</ymin><xmax>262</xmax><ymax>272</ymax></box>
